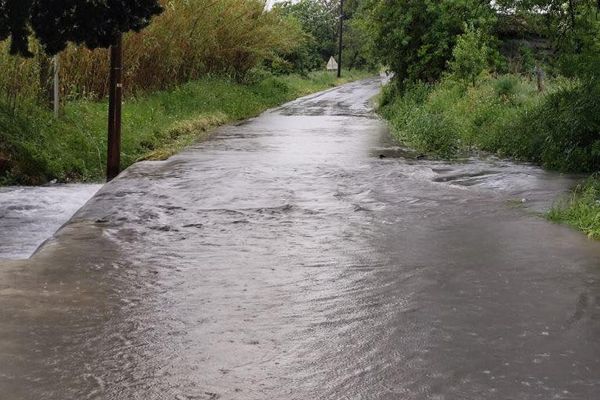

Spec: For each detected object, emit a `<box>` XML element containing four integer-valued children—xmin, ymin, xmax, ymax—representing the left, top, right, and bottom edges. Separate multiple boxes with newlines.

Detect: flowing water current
<box><xmin>1</xmin><ymin>78</ymin><xmax>600</xmax><ymax>400</ymax></box>
<box><xmin>0</xmin><ymin>184</ymin><xmax>101</xmax><ymax>259</ymax></box>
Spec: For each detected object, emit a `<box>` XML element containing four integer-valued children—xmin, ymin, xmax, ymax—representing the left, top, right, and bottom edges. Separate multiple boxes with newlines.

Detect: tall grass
<box><xmin>380</xmin><ymin>74</ymin><xmax>600</xmax><ymax>173</ymax></box>
<box><xmin>549</xmin><ymin>175</ymin><xmax>600</xmax><ymax>239</ymax></box>
<box><xmin>0</xmin><ymin>0</ymin><xmax>304</xmax><ymax>104</ymax></box>
<box><xmin>0</xmin><ymin>44</ymin><xmax>42</xmax><ymax>110</ymax></box>
<box><xmin>60</xmin><ymin>0</ymin><xmax>304</xmax><ymax>97</ymax></box>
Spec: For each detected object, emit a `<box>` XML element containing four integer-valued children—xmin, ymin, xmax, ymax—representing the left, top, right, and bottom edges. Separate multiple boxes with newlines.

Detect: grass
<box><xmin>548</xmin><ymin>176</ymin><xmax>600</xmax><ymax>239</ymax></box>
<box><xmin>379</xmin><ymin>74</ymin><xmax>545</xmax><ymax>161</ymax></box>
<box><xmin>380</xmin><ymin>74</ymin><xmax>600</xmax><ymax>173</ymax></box>
<box><xmin>0</xmin><ymin>69</ymin><xmax>370</xmax><ymax>185</ymax></box>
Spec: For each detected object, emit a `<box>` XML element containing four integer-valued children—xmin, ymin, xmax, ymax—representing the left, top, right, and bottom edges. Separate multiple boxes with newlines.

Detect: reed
<box><xmin>0</xmin><ymin>0</ymin><xmax>303</xmax><ymax>104</ymax></box>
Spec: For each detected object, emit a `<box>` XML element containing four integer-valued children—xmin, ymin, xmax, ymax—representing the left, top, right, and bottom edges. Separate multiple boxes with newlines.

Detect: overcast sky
<box><xmin>266</xmin><ymin>0</ymin><xmax>288</xmax><ymax>10</ymax></box>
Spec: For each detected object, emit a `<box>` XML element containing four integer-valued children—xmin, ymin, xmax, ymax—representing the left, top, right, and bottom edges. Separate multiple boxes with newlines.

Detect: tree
<box><xmin>339</xmin><ymin>0</ymin><xmax>376</xmax><ymax>70</ymax></box>
<box><xmin>0</xmin><ymin>0</ymin><xmax>162</xmax><ymax>56</ymax></box>
<box><xmin>449</xmin><ymin>27</ymin><xmax>490</xmax><ymax>85</ymax></box>
<box><xmin>495</xmin><ymin>0</ymin><xmax>600</xmax><ymax>77</ymax></box>
<box><xmin>342</xmin><ymin>18</ymin><xmax>375</xmax><ymax>70</ymax></box>
<box><xmin>273</xmin><ymin>0</ymin><xmax>373</xmax><ymax>73</ymax></box>
<box><xmin>364</xmin><ymin>0</ymin><xmax>496</xmax><ymax>86</ymax></box>
<box><xmin>275</xmin><ymin>0</ymin><xmax>338</xmax><ymax>70</ymax></box>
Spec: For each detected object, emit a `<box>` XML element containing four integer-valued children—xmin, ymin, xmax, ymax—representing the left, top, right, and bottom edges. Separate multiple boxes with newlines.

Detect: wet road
<box><xmin>2</xmin><ymin>78</ymin><xmax>600</xmax><ymax>399</ymax></box>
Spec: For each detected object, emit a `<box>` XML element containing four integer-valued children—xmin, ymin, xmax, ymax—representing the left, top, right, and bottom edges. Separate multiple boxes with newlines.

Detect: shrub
<box><xmin>448</xmin><ymin>27</ymin><xmax>490</xmax><ymax>86</ymax></box>
<box><xmin>0</xmin><ymin>0</ymin><xmax>305</xmax><ymax>105</ymax></box>
<box><xmin>366</xmin><ymin>0</ymin><xmax>496</xmax><ymax>85</ymax></box>
<box><xmin>404</xmin><ymin>108</ymin><xmax>461</xmax><ymax>157</ymax></box>
<box><xmin>382</xmin><ymin>81</ymin><xmax>461</xmax><ymax>157</ymax></box>
<box><xmin>494</xmin><ymin>74</ymin><xmax>520</xmax><ymax>98</ymax></box>
<box><xmin>381</xmin><ymin>72</ymin><xmax>600</xmax><ymax>173</ymax></box>
<box><xmin>505</xmin><ymin>79</ymin><xmax>600</xmax><ymax>172</ymax></box>
<box><xmin>549</xmin><ymin>175</ymin><xmax>600</xmax><ymax>239</ymax></box>
<box><xmin>519</xmin><ymin>45</ymin><xmax>535</xmax><ymax>74</ymax></box>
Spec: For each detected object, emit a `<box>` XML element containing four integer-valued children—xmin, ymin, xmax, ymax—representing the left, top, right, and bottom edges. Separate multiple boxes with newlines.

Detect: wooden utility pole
<box><xmin>107</xmin><ymin>34</ymin><xmax>123</xmax><ymax>182</ymax></box>
<box><xmin>337</xmin><ymin>0</ymin><xmax>344</xmax><ymax>78</ymax></box>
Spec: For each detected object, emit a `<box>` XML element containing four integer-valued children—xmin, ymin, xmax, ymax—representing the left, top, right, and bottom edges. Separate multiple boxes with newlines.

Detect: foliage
<box><xmin>381</xmin><ymin>80</ymin><xmax>463</xmax><ymax>157</ymax></box>
<box><xmin>556</xmin><ymin>15</ymin><xmax>600</xmax><ymax>78</ymax></box>
<box><xmin>549</xmin><ymin>175</ymin><xmax>600</xmax><ymax>239</ymax></box>
<box><xmin>266</xmin><ymin>17</ymin><xmax>315</xmax><ymax>74</ymax></box>
<box><xmin>509</xmin><ymin>79</ymin><xmax>600</xmax><ymax>172</ymax></box>
<box><xmin>448</xmin><ymin>27</ymin><xmax>491</xmax><ymax>86</ymax></box>
<box><xmin>382</xmin><ymin>72</ymin><xmax>600</xmax><ymax>173</ymax></box>
<box><xmin>0</xmin><ymin>0</ymin><xmax>305</xmax><ymax>104</ymax></box>
<box><xmin>273</xmin><ymin>0</ymin><xmax>375</xmax><ymax>73</ymax></box>
<box><xmin>363</xmin><ymin>0</ymin><xmax>497</xmax><ymax>85</ymax></box>
<box><xmin>518</xmin><ymin>44</ymin><xmax>536</xmax><ymax>74</ymax></box>
<box><xmin>495</xmin><ymin>0</ymin><xmax>600</xmax><ymax>76</ymax></box>
<box><xmin>274</xmin><ymin>0</ymin><xmax>338</xmax><ymax>72</ymax></box>
<box><xmin>376</xmin><ymin>0</ymin><xmax>600</xmax><ymax>173</ymax></box>
<box><xmin>342</xmin><ymin>15</ymin><xmax>376</xmax><ymax>70</ymax></box>
<box><xmin>0</xmin><ymin>70</ymin><xmax>370</xmax><ymax>184</ymax></box>
<box><xmin>379</xmin><ymin>74</ymin><xmax>538</xmax><ymax>161</ymax></box>
<box><xmin>0</xmin><ymin>0</ymin><xmax>162</xmax><ymax>56</ymax></box>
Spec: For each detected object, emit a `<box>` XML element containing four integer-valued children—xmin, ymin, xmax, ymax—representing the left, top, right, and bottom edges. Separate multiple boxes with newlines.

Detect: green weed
<box><xmin>549</xmin><ymin>176</ymin><xmax>600</xmax><ymax>239</ymax></box>
<box><xmin>379</xmin><ymin>74</ymin><xmax>598</xmax><ymax>171</ymax></box>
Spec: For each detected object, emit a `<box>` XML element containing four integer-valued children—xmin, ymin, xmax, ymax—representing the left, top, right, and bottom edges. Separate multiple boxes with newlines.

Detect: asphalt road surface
<box><xmin>2</xmin><ymin>78</ymin><xmax>600</xmax><ymax>399</ymax></box>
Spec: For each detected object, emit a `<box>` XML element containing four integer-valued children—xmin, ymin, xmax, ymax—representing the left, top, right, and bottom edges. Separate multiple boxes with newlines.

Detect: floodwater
<box><xmin>0</xmin><ymin>184</ymin><xmax>101</xmax><ymax>259</ymax></box>
<box><xmin>2</xmin><ymin>78</ymin><xmax>600</xmax><ymax>399</ymax></box>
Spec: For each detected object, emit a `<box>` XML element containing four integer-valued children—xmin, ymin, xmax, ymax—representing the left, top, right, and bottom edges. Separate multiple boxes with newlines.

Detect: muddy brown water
<box><xmin>1</xmin><ymin>78</ymin><xmax>600</xmax><ymax>399</ymax></box>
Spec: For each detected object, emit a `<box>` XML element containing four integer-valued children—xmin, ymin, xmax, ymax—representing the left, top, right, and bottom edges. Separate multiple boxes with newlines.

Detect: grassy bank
<box><xmin>0</xmin><ymin>69</ymin><xmax>370</xmax><ymax>185</ymax></box>
<box><xmin>379</xmin><ymin>75</ymin><xmax>600</xmax><ymax>172</ymax></box>
<box><xmin>380</xmin><ymin>74</ymin><xmax>600</xmax><ymax>238</ymax></box>
<box><xmin>549</xmin><ymin>176</ymin><xmax>600</xmax><ymax>239</ymax></box>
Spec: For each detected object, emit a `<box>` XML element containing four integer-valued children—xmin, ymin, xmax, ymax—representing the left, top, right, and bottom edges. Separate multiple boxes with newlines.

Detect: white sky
<box><xmin>266</xmin><ymin>0</ymin><xmax>291</xmax><ymax>10</ymax></box>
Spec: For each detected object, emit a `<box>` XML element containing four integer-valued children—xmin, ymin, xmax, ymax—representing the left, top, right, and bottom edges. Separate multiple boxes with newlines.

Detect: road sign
<box><xmin>327</xmin><ymin>56</ymin><xmax>338</xmax><ymax>71</ymax></box>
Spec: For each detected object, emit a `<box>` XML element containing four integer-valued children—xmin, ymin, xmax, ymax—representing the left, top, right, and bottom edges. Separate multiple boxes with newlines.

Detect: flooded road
<box><xmin>0</xmin><ymin>184</ymin><xmax>101</xmax><ymax>259</ymax></box>
<box><xmin>2</xmin><ymin>78</ymin><xmax>600</xmax><ymax>399</ymax></box>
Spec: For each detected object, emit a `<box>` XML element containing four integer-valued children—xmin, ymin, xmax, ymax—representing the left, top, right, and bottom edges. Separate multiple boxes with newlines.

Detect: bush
<box><xmin>382</xmin><ymin>81</ymin><xmax>461</xmax><ymax>157</ymax></box>
<box><xmin>0</xmin><ymin>0</ymin><xmax>305</xmax><ymax>105</ymax></box>
<box><xmin>448</xmin><ymin>27</ymin><xmax>490</xmax><ymax>86</ymax></box>
<box><xmin>549</xmin><ymin>175</ymin><xmax>600</xmax><ymax>239</ymax></box>
<box><xmin>494</xmin><ymin>74</ymin><xmax>520</xmax><ymax>98</ymax></box>
<box><xmin>519</xmin><ymin>45</ymin><xmax>536</xmax><ymax>74</ymax></box>
<box><xmin>274</xmin><ymin>0</ymin><xmax>337</xmax><ymax>73</ymax></box>
<box><xmin>404</xmin><ymin>108</ymin><xmax>461</xmax><ymax>157</ymax></box>
<box><xmin>505</xmin><ymin>79</ymin><xmax>600</xmax><ymax>172</ymax></box>
<box><xmin>366</xmin><ymin>0</ymin><xmax>497</xmax><ymax>85</ymax></box>
<box><xmin>381</xmin><ymin>73</ymin><xmax>600</xmax><ymax>173</ymax></box>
